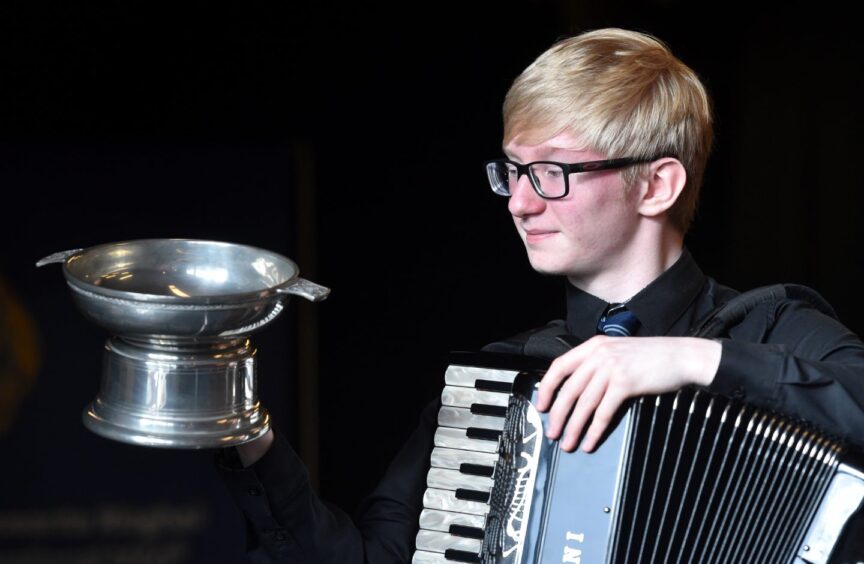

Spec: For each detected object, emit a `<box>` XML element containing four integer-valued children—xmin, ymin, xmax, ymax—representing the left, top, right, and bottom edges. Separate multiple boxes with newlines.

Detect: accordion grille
<box><xmin>611</xmin><ymin>389</ymin><xmax>842</xmax><ymax>564</ymax></box>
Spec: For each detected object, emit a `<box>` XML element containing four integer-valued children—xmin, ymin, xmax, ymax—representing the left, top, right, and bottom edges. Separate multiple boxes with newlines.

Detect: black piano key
<box><xmin>467</xmin><ymin>427</ymin><xmax>502</xmax><ymax>442</ymax></box>
<box><xmin>470</xmin><ymin>403</ymin><xmax>507</xmax><ymax>418</ymax></box>
<box><xmin>456</xmin><ymin>488</ymin><xmax>490</xmax><ymax>503</ymax></box>
<box><xmin>460</xmin><ymin>463</ymin><xmax>494</xmax><ymax>477</ymax></box>
<box><xmin>445</xmin><ymin>549</ymin><xmax>481</xmax><ymax>563</ymax></box>
<box><xmin>474</xmin><ymin>379</ymin><xmax>513</xmax><ymax>393</ymax></box>
<box><xmin>449</xmin><ymin>524</ymin><xmax>485</xmax><ymax>540</ymax></box>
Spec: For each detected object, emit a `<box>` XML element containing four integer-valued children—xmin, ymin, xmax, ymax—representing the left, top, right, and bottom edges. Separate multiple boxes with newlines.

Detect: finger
<box><xmin>559</xmin><ymin>371</ymin><xmax>609</xmax><ymax>452</ymax></box>
<box><xmin>537</xmin><ymin>353</ymin><xmax>578</xmax><ymax>412</ymax></box>
<box><xmin>580</xmin><ymin>388</ymin><xmax>626</xmax><ymax>452</ymax></box>
<box><xmin>543</xmin><ymin>364</ymin><xmax>591</xmax><ymax>440</ymax></box>
<box><xmin>544</xmin><ymin>351</ymin><xmax>605</xmax><ymax>439</ymax></box>
<box><xmin>536</xmin><ymin>338</ymin><xmax>600</xmax><ymax>411</ymax></box>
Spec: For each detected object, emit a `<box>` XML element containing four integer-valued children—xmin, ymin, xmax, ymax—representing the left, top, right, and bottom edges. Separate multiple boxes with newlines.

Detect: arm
<box><xmin>707</xmin><ymin>298</ymin><xmax>864</xmax><ymax>443</ymax></box>
<box><xmin>537</xmin><ymin>299</ymin><xmax>864</xmax><ymax>452</ymax></box>
<box><xmin>216</xmin><ymin>399</ymin><xmax>438</xmax><ymax>563</ymax></box>
<box><xmin>536</xmin><ymin>336</ymin><xmax>721</xmax><ymax>452</ymax></box>
<box><xmin>216</xmin><ymin>428</ymin><xmax>364</xmax><ymax>562</ymax></box>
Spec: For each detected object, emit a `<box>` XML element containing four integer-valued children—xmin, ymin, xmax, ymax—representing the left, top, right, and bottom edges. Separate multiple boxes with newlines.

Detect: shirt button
<box><xmin>247</xmin><ymin>486</ymin><xmax>261</xmax><ymax>496</ymax></box>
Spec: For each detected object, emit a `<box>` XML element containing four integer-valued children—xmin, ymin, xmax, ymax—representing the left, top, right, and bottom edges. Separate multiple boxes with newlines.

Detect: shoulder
<box><xmin>703</xmin><ymin>276</ymin><xmax>740</xmax><ymax>306</ymax></box>
<box><xmin>695</xmin><ymin>281</ymin><xmax>830</xmax><ymax>335</ymax></box>
<box><xmin>701</xmin><ymin>282</ymin><xmax>861</xmax><ymax>356</ymax></box>
<box><xmin>749</xmin><ymin>288</ymin><xmax>858</xmax><ymax>356</ymax></box>
<box><xmin>481</xmin><ymin>319</ymin><xmax>575</xmax><ymax>361</ymax></box>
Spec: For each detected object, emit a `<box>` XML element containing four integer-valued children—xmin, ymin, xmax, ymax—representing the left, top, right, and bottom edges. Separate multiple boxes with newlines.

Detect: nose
<box><xmin>507</xmin><ymin>174</ymin><xmax>546</xmax><ymax>218</ymax></box>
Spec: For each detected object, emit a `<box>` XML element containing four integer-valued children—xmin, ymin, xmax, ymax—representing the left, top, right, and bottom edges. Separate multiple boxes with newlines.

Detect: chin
<box><xmin>525</xmin><ymin>248</ymin><xmax>588</xmax><ymax>278</ymax></box>
<box><xmin>526</xmin><ymin>257</ymin><xmax>570</xmax><ymax>277</ymax></box>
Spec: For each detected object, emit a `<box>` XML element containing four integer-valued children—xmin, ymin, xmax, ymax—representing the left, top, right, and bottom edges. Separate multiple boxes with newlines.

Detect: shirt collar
<box><xmin>565</xmin><ymin>248</ymin><xmax>707</xmax><ymax>338</ymax></box>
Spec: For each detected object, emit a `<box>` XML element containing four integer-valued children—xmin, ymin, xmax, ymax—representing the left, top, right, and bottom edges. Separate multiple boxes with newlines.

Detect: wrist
<box><xmin>688</xmin><ymin>337</ymin><xmax>722</xmax><ymax>387</ymax></box>
<box><xmin>236</xmin><ymin>428</ymin><xmax>275</xmax><ymax>468</ymax></box>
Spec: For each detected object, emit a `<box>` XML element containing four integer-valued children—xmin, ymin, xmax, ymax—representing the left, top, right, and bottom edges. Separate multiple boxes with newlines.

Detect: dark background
<box><xmin>1</xmin><ymin>2</ymin><xmax>862</xmax><ymax>562</ymax></box>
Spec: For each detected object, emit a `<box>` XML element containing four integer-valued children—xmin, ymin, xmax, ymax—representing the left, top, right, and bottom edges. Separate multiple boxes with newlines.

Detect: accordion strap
<box><xmin>690</xmin><ymin>283</ymin><xmax>838</xmax><ymax>339</ymax></box>
<box><xmin>481</xmin><ymin>320</ymin><xmax>575</xmax><ymax>361</ymax></box>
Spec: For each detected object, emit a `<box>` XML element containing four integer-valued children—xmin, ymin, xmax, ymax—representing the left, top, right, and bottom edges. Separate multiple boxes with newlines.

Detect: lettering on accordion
<box><xmin>412</xmin><ymin>353</ymin><xmax>864</xmax><ymax>564</ymax></box>
<box><xmin>562</xmin><ymin>531</ymin><xmax>585</xmax><ymax>563</ymax></box>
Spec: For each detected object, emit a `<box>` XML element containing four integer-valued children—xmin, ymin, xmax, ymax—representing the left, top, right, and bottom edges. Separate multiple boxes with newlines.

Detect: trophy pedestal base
<box><xmin>83</xmin><ymin>397</ymin><xmax>271</xmax><ymax>449</ymax></box>
<box><xmin>83</xmin><ymin>336</ymin><xmax>270</xmax><ymax>449</ymax></box>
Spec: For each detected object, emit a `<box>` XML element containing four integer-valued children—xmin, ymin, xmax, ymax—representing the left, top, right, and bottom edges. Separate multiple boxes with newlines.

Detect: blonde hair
<box><xmin>503</xmin><ymin>28</ymin><xmax>713</xmax><ymax>232</ymax></box>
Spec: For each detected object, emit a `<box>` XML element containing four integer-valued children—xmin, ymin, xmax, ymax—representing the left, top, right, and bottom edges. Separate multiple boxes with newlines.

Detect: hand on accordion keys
<box><xmin>536</xmin><ymin>335</ymin><xmax>722</xmax><ymax>452</ymax></box>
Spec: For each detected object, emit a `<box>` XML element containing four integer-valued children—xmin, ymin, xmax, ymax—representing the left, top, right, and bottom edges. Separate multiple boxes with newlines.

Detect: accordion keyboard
<box><xmin>413</xmin><ymin>363</ymin><xmax>520</xmax><ymax>564</ymax></box>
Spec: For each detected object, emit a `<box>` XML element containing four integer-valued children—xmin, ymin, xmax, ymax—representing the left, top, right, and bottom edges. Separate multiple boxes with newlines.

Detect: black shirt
<box><xmin>217</xmin><ymin>250</ymin><xmax>864</xmax><ymax>562</ymax></box>
<box><xmin>564</xmin><ymin>249</ymin><xmax>864</xmax><ymax>440</ymax></box>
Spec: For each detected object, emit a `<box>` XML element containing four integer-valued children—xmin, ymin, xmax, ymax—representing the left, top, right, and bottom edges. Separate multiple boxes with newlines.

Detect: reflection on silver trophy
<box><xmin>38</xmin><ymin>239</ymin><xmax>329</xmax><ymax>449</ymax></box>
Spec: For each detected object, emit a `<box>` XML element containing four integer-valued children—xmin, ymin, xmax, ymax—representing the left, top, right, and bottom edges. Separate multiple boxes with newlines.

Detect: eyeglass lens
<box><xmin>487</xmin><ymin>162</ymin><xmax>567</xmax><ymax>198</ymax></box>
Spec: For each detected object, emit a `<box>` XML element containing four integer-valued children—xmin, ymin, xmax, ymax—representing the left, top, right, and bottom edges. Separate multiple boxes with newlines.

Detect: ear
<box><xmin>636</xmin><ymin>158</ymin><xmax>687</xmax><ymax>219</ymax></box>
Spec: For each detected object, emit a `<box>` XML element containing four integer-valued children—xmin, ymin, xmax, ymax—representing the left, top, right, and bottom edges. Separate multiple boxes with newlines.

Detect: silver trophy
<box><xmin>38</xmin><ymin>239</ymin><xmax>329</xmax><ymax>449</ymax></box>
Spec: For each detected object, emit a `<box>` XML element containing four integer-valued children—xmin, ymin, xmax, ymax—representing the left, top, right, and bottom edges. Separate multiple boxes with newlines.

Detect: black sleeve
<box><xmin>708</xmin><ymin>297</ymin><xmax>864</xmax><ymax>445</ymax></box>
<box><xmin>216</xmin><ymin>399</ymin><xmax>438</xmax><ymax>563</ymax></box>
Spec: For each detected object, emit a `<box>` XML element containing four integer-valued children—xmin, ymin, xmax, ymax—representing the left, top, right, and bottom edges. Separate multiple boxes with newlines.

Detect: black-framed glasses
<box><xmin>484</xmin><ymin>156</ymin><xmax>666</xmax><ymax>199</ymax></box>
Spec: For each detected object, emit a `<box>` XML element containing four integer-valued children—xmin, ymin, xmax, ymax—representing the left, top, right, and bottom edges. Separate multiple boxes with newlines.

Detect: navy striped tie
<box><xmin>598</xmin><ymin>303</ymin><xmax>640</xmax><ymax>337</ymax></box>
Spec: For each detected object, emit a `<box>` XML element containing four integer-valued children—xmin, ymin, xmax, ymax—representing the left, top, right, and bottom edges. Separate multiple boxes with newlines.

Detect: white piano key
<box><xmin>434</xmin><ymin>427</ymin><xmax>499</xmax><ymax>453</ymax></box>
<box><xmin>445</xmin><ymin>365</ymin><xmax>520</xmax><ymax>387</ymax></box>
<box><xmin>419</xmin><ymin>508</ymin><xmax>486</xmax><ymax>532</ymax></box>
<box><xmin>423</xmin><ymin>488</ymin><xmax>490</xmax><ymax>516</ymax></box>
<box><xmin>430</xmin><ymin>447</ymin><xmax>498</xmax><ymax>471</ymax></box>
<box><xmin>415</xmin><ymin>530</ymin><xmax>483</xmax><ymax>554</ymax></box>
<box><xmin>412</xmin><ymin>550</ymin><xmax>452</xmax><ymax>564</ymax></box>
<box><xmin>441</xmin><ymin>386</ymin><xmax>509</xmax><ymax>409</ymax></box>
<box><xmin>427</xmin><ymin>467</ymin><xmax>494</xmax><ymax>492</ymax></box>
<box><xmin>438</xmin><ymin>406</ymin><xmax>506</xmax><ymax>430</ymax></box>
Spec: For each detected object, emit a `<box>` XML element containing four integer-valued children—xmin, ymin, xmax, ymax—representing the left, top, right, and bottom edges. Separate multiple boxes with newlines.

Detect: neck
<box><xmin>568</xmin><ymin>228</ymin><xmax>684</xmax><ymax>303</ymax></box>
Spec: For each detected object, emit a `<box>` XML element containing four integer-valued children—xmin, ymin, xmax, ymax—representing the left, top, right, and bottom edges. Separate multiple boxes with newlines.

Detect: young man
<box><xmin>488</xmin><ymin>28</ymin><xmax>864</xmax><ymax>453</ymax></box>
<box><xmin>218</xmin><ymin>28</ymin><xmax>864</xmax><ymax>562</ymax></box>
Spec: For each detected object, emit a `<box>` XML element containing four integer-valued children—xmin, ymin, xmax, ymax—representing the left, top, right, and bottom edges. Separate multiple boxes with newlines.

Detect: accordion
<box><xmin>412</xmin><ymin>352</ymin><xmax>864</xmax><ymax>564</ymax></box>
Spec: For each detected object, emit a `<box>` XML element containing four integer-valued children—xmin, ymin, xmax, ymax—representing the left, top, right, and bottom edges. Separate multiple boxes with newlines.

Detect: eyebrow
<box><xmin>502</xmin><ymin>138</ymin><xmax>594</xmax><ymax>162</ymax></box>
<box><xmin>501</xmin><ymin>150</ymin><xmax>595</xmax><ymax>164</ymax></box>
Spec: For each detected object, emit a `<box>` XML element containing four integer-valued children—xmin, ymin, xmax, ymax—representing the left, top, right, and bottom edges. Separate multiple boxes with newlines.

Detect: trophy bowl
<box><xmin>38</xmin><ymin>239</ymin><xmax>330</xmax><ymax>448</ymax></box>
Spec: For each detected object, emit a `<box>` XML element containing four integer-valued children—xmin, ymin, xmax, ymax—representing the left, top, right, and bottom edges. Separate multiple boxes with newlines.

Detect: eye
<box><xmin>533</xmin><ymin>163</ymin><xmax>563</xmax><ymax>178</ymax></box>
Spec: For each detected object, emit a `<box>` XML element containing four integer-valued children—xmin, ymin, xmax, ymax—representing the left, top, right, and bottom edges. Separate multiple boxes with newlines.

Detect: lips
<box><xmin>523</xmin><ymin>229</ymin><xmax>556</xmax><ymax>244</ymax></box>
